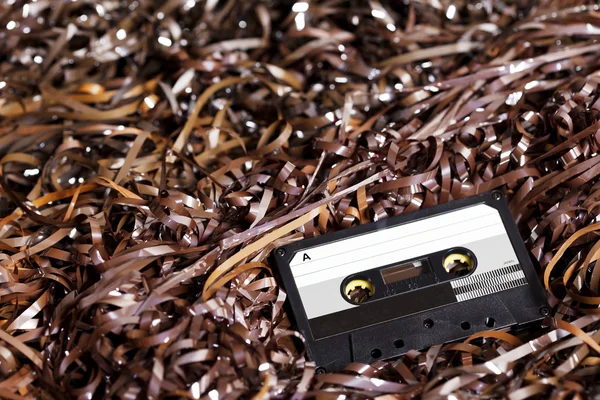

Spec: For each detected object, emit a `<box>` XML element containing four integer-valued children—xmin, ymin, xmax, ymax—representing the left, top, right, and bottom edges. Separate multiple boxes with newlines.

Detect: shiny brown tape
<box><xmin>3</xmin><ymin>0</ymin><xmax>600</xmax><ymax>399</ymax></box>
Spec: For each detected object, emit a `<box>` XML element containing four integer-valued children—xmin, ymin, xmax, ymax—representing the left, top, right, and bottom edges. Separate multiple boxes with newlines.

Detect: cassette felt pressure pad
<box><xmin>271</xmin><ymin>191</ymin><xmax>548</xmax><ymax>372</ymax></box>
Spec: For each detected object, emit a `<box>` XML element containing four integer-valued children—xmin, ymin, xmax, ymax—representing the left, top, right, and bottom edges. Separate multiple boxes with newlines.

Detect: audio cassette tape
<box><xmin>271</xmin><ymin>191</ymin><xmax>548</xmax><ymax>372</ymax></box>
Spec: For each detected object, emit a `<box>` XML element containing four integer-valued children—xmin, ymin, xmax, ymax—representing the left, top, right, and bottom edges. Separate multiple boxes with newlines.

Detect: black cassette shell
<box><xmin>271</xmin><ymin>191</ymin><xmax>548</xmax><ymax>372</ymax></box>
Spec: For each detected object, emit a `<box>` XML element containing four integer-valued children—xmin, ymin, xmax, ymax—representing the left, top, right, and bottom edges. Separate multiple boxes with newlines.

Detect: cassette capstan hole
<box><xmin>442</xmin><ymin>249</ymin><xmax>476</xmax><ymax>277</ymax></box>
<box><xmin>343</xmin><ymin>278</ymin><xmax>375</xmax><ymax>303</ymax></box>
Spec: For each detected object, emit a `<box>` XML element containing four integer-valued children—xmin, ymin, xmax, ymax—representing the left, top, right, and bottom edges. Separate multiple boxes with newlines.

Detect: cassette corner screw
<box><xmin>423</xmin><ymin>319</ymin><xmax>434</xmax><ymax>329</ymax></box>
<box><xmin>540</xmin><ymin>306</ymin><xmax>552</xmax><ymax>316</ymax></box>
<box><xmin>315</xmin><ymin>367</ymin><xmax>326</xmax><ymax>374</ymax></box>
<box><xmin>492</xmin><ymin>191</ymin><xmax>503</xmax><ymax>200</ymax></box>
<box><xmin>276</xmin><ymin>248</ymin><xmax>286</xmax><ymax>257</ymax></box>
